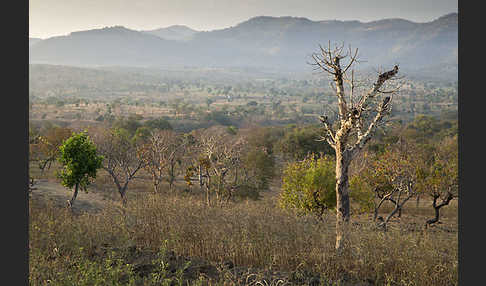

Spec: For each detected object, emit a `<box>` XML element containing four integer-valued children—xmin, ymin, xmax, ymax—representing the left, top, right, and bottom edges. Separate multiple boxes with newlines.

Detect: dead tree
<box><xmin>184</xmin><ymin>127</ymin><xmax>245</xmax><ymax>206</ymax></box>
<box><xmin>311</xmin><ymin>42</ymin><xmax>401</xmax><ymax>251</ymax></box>
<box><xmin>140</xmin><ymin>130</ymin><xmax>187</xmax><ymax>193</ymax></box>
<box><xmin>93</xmin><ymin>128</ymin><xmax>146</xmax><ymax>204</ymax></box>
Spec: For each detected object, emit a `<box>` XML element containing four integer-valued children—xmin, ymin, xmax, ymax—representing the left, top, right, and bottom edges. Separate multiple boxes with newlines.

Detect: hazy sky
<box><xmin>30</xmin><ymin>0</ymin><xmax>458</xmax><ymax>39</ymax></box>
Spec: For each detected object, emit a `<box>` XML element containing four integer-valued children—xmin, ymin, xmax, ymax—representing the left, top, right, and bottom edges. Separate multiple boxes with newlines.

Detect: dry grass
<box><xmin>29</xmin><ymin>188</ymin><xmax>457</xmax><ymax>285</ymax></box>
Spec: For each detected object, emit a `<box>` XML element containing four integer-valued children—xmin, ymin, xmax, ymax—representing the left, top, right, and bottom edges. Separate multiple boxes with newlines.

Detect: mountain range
<box><xmin>142</xmin><ymin>25</ymin><xmax>198</xmax><ymax>41</ymax></box>
<box><xmin>29</xmin><ymin>13</ymin><xmax>457</xmax><ymax>79</ymax></box>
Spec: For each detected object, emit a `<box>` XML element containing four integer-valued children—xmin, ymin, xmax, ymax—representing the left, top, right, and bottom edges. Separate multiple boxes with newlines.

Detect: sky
<box><xmin>29</xmin><ymin>0</ymin><xmax>458</xmax><ymax>39</ymax></box>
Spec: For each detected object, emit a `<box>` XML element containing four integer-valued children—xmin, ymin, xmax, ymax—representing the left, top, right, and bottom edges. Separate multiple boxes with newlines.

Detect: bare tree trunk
<box><xmin>388</xmin><ymin>198</ymin><xmax>402</xmax><ymax>217</ymax></box>
<box><xmin>380</xmin><ymin>191</ymin><xmax>413</xmax><ymax>231</ymax></box>
<box><xmin>118</xmin><ymin>183</ymin><xmax>129</xmax><ymax>206</ymax></box>
<box><xmin>168</xmin><ymin>178</ymin><xmax>174</xmax><ymax>192</ymax></box>
<box><xmin>153</xmin><ymin>176</ymin><xmax>159</xmax><ymax>194</ymax></box>
<box><xmin>168</xmin><ymin>162</ymin><xmax>176</xmax><ymax>192</ymax></box>
<box><xmin>205</xmin><ymin>169</ymin><xmax>211</xmax><ymax>206</ymax></box>
<box><xmin>426</xmin><ymin>193</ymin><xmax>453</xmax><ymax>227</ymax></box>
<box><xmin>374</xmin><ymin>200</ymin><xmax>385</xmax><ymax>221</ymax></box>
<box><xmin>426</xmin><ymin>201</ymin><xmax>441</xmax><ymax>226</ymax></box>
<box><xmin>68</xmin><ymin>183</ymin><xmax>79</xmax><ymax>207</ymax></box>
<box><xmin>206</xmin><ymin>186</ymin><xmax>211</xmax><ymax>206</ymax></box>
<box><xmin>374</xmin><ymin>191</ymin><xmax>394</xmax><ymax>222</ymax></box>
<box><xmin>121</xmin><ymin>194</ymin><xmax>127</xmax><ymax>206</ymax></box>
<box><xmin>335</xmin><ymin>150</ymin><xmax>351</xmax><ymax>251</ymax></box>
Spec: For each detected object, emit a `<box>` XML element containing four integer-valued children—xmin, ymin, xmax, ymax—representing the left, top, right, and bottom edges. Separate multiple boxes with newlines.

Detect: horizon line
<box><xmin>29</xmin><ymin>11</ymin><xmax>457</xmax><ymax>39</ymax></box>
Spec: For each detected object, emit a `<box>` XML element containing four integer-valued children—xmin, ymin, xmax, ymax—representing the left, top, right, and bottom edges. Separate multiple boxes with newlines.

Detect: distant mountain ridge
<box><xmin>142</xmin><ymin>25</ymin><xmax>198</xmax><ymax>41</ymax></box>
<box><xmin>29</xmin><ymin>13</ymin><xmax>457</xmax><ymax>79</ymax></box>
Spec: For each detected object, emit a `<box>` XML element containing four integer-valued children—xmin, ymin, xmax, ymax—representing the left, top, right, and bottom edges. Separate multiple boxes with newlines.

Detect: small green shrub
<box><xmin>279</xmin><ymin>154</ymin><xmax>336</xmax><ymax>219</ymax></box>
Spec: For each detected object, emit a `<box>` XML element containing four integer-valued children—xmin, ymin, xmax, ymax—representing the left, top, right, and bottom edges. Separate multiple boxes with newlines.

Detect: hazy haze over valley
<box><xmin>29</xmin><ymin>13</ymin><xmax>457</xmax><ymax>81</ymax></box>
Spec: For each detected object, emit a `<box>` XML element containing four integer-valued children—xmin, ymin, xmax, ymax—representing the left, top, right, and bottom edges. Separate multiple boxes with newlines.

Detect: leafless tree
<box><xmin>92</xmin><ymin>127</ymin><xmax>146</xmax><ymax>204</ymax></box>
<box><xmin>311</xmin><ymin>42</ymin><xmax>401</xmax><ymax>251</ymax></box>
<box><xmin>374</xmin><ymin>180</ymin><xmax>415</xmax><ymax>231</ymax></box>
<box><xmin>30</xmin><ymin>127</ymin><xmax>72</xmax><ymax>176</ymax></box>
<box><xmin>140</xmin><ymin>130</ymin><xmax>187</xmax><ymax>193</ymax></box>
<box><xmin>185</xmin><ymin>127</ymin><xmax>246</xmax><ymax>206</ymax></box>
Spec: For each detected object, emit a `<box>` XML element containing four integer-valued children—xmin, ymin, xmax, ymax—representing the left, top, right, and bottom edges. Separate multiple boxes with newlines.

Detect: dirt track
<box><xmin>29</xmin><ymin>179</ymin><xmax>110</xmax><ymax>214</ymax></box>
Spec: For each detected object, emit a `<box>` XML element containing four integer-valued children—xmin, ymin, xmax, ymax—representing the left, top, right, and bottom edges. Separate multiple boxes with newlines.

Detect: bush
<box><xmin>275</xmin><ymin>125</ymin><xmax>333</xmax><ymax>161</ymax></box>
<box><xmin>204</xmin><ymin>110</ymin><xmax>233</xmax><ymax>126</ymax></box>
<box><xmin>144</xmin><ymin>117</ymin><xmax>173</xmax><ymax>131</ymax></box>
<box><xmin>349</xmin><ymin>176</ymin><xmax>376</xmax><ymax>214</ymax></box>
<box><xmin>242</xmin><ymin>148</ymin><xmax>275</xmax><ymax>191</ymax></box>
<box><xmin>112</xmin><ymin>115</ymin><xmax>143</xmax><ymax>136</ymax></box>
<box><xmin>279</xmin><ymin>154</ymin><xmax>336</xmax><ymax>219</ymax></box>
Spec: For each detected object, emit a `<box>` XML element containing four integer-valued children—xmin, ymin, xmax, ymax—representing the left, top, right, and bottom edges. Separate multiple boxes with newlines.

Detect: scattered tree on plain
<box><xmin>311</xmin><ymin>42</ymin><xmax>400</xmax><ymax>250</ymax></box>
<box><xmin>424</xmin><ymin>135</ymin><xmax>458</xmax><ymax>227</ymax></box>
<box><xmin>195</xmin><ymin>127</ymin><xmax>246</xmax><ymax>205</ymax></box>
<box><xmin>92</xmin><ymin>127</ymin><xmax>146</xmax><ymax>204</ymax></box>
<box><xmin>140</xmin><ymin>129</ymin><xmax>187</xmax><ymax>193</ymax></box>
<box><xmin>56</xmin><ymin>131</ymin><xmax>103</xmax><ymax>207</ymax></box>
<box><xmin>358</xmin><ymin>141</ymin><xmax>419</xmax><ymax>230</ymax></box>
<box><xmin>30</xmin><ymin>126</ymin><xmax>73</xmax><ymax>176</ymax></box>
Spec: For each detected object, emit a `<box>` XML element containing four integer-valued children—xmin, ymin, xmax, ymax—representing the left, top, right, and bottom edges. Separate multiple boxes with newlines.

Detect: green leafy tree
<box><xmin>237</xmin><ymin>126</ymin><xmax>278</xmax><ymax>197</ymax></box>
<box><xmin>144</xmin><ymin>118</ymin><xmax>173</xmax><ymax>131</ymax></box>
<box><xmin>112</xmin><ymin>115</ymin><xmax>143</xmax><ymax>136</ymax></box>
<box><xmin>354</xmin><ymin>141</ymin><xmax>420</xmax><ymax>230</ymax></box>
<box><xmin>280</xmin><ymin>154</ymin><xmax>336</xmax><ymax>220</ymax></box>
<box><xmin>57</xmin><ymin>132</ymin><xmax>103</xmax><ymax>207</ymax></box>
<box><xmin>424</xmin><ymin>135</ymin><xmax>458</xmax><ymax>227</ymax></box>
<box><xmin>348</xmin><ymin>175</ymin><xmax>375</xmax><ymax>214</ymax></box>
<box><xmin>241</xmin><ymin>146</ymin><xmax>275</xmax><ymax>192</ymax></box>
<box><xmin>276</xmin><ymin>125</ymin><xmax>333</xmax><ymax>161</ymax></box>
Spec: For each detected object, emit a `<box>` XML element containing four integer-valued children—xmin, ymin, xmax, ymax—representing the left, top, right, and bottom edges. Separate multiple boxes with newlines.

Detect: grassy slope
<box><xmin>29</xmin><ymin>174</ymin><xmax>457</xmax><ymax>285</ymax></box>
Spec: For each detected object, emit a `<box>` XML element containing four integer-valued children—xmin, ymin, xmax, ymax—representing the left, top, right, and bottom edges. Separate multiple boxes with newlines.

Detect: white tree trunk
<box><xmin>335</xmin><ymin>149</ymin><xmax>351</xmax><ymax>251</ymax></box>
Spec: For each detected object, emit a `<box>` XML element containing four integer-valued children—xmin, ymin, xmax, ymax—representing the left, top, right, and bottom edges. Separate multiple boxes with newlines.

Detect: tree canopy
<box><xmin>57</xmin><ymin>131</ymin><xmax>103</xmax><ymax>206</ymax></box>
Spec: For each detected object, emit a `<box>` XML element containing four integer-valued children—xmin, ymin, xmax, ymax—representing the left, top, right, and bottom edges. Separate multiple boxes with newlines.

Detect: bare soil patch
<box><xmin>30</xmin><ymin>179</ymin><xmax>112</xmax><ymax>214</ymax></box>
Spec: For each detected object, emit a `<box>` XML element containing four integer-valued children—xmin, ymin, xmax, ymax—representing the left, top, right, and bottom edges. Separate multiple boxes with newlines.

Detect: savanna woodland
<box><xmin>29</xmin><ymin>38</ymin><xmax>458</xmax><ymax>285</ymax></box>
